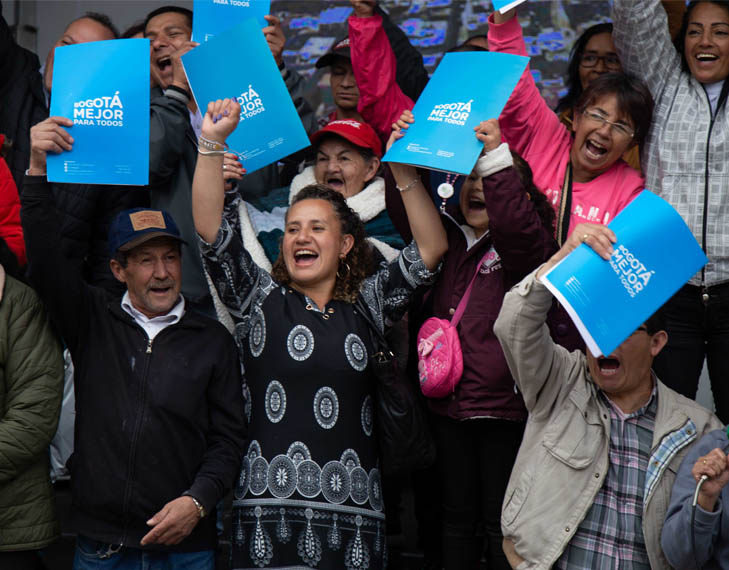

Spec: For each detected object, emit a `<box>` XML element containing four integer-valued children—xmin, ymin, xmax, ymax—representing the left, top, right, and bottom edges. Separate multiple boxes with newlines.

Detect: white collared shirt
<box><xmin>121</xmin><ymin>292</ymin><xmax>185</xmax><ymax>341</ymax></box>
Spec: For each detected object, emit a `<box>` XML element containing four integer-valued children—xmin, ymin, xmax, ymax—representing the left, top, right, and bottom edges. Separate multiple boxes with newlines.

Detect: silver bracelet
<box><xmin>396</xmin><ymin>177</ymin><xmax>421</xmax><ymax>193</ymax></box>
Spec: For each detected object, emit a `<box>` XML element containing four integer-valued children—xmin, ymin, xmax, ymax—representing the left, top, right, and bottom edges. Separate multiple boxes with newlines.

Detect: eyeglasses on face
<box><xmin>580</xmin><ymin>53</ymin><xmax>621</xmax><ymax>70</ymax></box>
<box><xmin>580</xmin><ymin>109</ymin><xmax>635</xmax><ymax>139</ymax></box>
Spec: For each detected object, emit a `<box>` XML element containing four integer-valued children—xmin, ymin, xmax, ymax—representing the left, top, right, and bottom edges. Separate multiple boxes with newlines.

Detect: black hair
<box><xmin>674</xmin><ymin>1</ymin><xmax>729</xmax><ymax>110</ymax></box>
<box><xmin>644</xmin><ymin>304</ymin><xmax>666</xmax><ymax>336</ymax></box>
<box><xmin>272</xmin><ymin>185</ymin><xmax>375</xmax><ymax>302</ymax></box>
<box><xmin>448</xmin><ymin>43</ymin><xmax>488</xmax><ymax>54</ymax></box>
<box><xmin>556</xmin><ymin>22</ymin><xmax>614</xmax><ymax>114</ymax></box>
<box><xmin>574</xmin><ymin>71</ymin><xmax>654</xmax><ymax>148</ymax></box>
<box><xmin>68</xmin><ymin>11</ymin><xmax>119</xmax><ymax>39</ymax></box>
<box><xmin>144</xmin><ymin>6</ymin><xmax>193</xmax><ymax>31</ymax></box>
<box><xmin>121</xmin><ymin>21</ymin><xmax>146</xmax><ymax>39</ymax></box>
<box><xmin>0</xmin><ymin>135</ymin><xmax>11</xmax><ymax>159</ymax></box>
<box><xmin>511</xmin><ymin>151</ymin><xmax>556</xmax><ymax>236</ymax></box>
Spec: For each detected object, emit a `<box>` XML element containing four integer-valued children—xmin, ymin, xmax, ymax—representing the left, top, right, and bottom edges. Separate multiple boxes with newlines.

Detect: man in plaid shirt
<box><xmin>494</xmin><ymin>223</ymin><xmax>722</xmax><ymax>570</ymax></box>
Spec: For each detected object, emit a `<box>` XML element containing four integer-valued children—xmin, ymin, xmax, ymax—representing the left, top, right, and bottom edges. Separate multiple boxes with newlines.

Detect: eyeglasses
<box><xmin>580</xmin><ymin>53</ymin><xmax>621</xmax><ymax>70</ymax></box>
<box><xmin>580</xmin><ymin>109</ymin><xmax>635</xmax><ymax>139</ymax></box>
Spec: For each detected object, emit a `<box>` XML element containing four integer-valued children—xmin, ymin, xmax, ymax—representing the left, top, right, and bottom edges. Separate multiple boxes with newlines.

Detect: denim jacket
<box><xmin>493</xmin><ymin>269</ymin><xmax>722</xmax><ymax>569</ymax></box>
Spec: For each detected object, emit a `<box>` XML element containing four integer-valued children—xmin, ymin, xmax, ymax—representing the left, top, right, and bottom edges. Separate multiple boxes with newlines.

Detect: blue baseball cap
<box><xmin>108</xmin><ymin>208</ymin><xmax>186</xmax><ymax>254</ymax></box>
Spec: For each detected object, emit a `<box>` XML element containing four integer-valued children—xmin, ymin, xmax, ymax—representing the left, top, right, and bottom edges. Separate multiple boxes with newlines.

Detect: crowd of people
<box><xmin>3</xmin><ymin>0</ymin><xmax>729</xmax><ymax>569</ymax></box>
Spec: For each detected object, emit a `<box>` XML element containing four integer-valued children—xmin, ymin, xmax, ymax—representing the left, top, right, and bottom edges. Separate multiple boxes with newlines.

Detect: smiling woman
<box><xmin>613</xmin><ymin>0</ymin><xmax>729</xmax><ymax>423</ymax></box>
<box><xmin>191</xmin><ymin>98</ymin><xmax>446</xmax><ymax>570</ymax></box>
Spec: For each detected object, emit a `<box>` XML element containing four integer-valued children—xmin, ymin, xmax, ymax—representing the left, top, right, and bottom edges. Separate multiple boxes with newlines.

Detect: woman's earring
<box><xmin>337</xmin><ymin>257</ymin><xmax>351</xmax><ymax>280</ymax></box>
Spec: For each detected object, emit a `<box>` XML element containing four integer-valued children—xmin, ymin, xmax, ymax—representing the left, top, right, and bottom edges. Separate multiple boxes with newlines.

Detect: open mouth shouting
<box><xmin>293</xmin><ymin>249</ymin><xmax>319</xmax><ymax>267</ymax></box>
<box><xmin>467</xmin><ymin>195</ymin><xmax>487</xmax><ymax>213</ymax></box>
<box><xmin>696</xmin><ymin>52</ymin><xmax>720</xmax><ymax>63</ymax></box>
<box><xmin>156</xmin><ymin>55</ymin><xmax>172</xmax><ymax>71</ymax></box>
<box><xmin>326</xmin><ymin>176</ymin><xmax>345</xmax><ymax>193</ymax></box>
<box><xmin>596</xmin><ymin>355</ymin><xmax>621</xmax><ymax>377</ymax></box>
<box><xmin>584</xmin><ymin>138</ymin><xmax>609</xmax><ymax>161</ymax></box>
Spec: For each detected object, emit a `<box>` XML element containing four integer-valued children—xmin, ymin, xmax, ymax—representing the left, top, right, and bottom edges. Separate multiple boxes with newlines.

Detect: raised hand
<box><xmin>29</xmin><ymin>116</ymin><xmax>74</xmax><ymax>175</ymax></box>
<box><xmin>536</xmin><ymin>222</ymin><xmax>617</xmax><ymax>279</ymax></box>
<box><xmin>169</xmin><ymin>40</ymin><xmax>199</xmax><ymax>91</ymax></box>
<box><xmin>386</xmin><ymin>109</ymin><xmax>415</xmax><ymax>153</ymax></box>
<box><xmin>693</xmin><ymin>448</ymin><xmax>729</xmax><ymax>512</ymax></box>
<box><xmin>201</xmin><ymin>98</ymin><xmax>241</xmax><ymax>144</ymax></box>
<box><xmin>475</xmin><ymin>118</ymin><xmax>502</xmax><ymax>152</ymax></box>
<box><xmin>263</xmin><ymin>15</ymin><xmax>285</xmax><ymax>66</ymax></box>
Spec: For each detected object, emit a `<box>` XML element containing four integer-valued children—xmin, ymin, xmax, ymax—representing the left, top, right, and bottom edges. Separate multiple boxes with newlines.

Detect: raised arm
<box><xmin>487</xmin><ymin>10</ymin><xmax>568</xmax><ymax>163</ymax></box>
<box><xmin>348</xmin><ymin>5</ymin><xmax>415</xmax><ymax>143</ymax></box>
<box><xmin>612</xmin><ymin>0</ymin><xmax>681</xmax><ymax>99</ymax></box>
<box><xmin>385</xmin><ymin>110</ymin><xmax>447</xmax><ymax>271</ymax></box>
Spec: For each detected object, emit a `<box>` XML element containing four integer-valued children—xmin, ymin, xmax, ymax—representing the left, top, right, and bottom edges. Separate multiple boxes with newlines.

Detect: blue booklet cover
<box><xmin>492</xmin><ymin>0</ymin><xmax>528</xmax><ymax>14</ymax></box>
<box><xmin>541</xmin><ymin>191</ymin><xmax>707</xmax><ymax>357</ymax></box>
<box><xmin>382</xmin><ymin>51</ymin><xmax>528</xmax><ymax>174</ymax></box>
<box><xmin>47</xmin><ymin>39</ymin><xmax>150</xmax><ymax>186</ymax></box>
<box><xmin>182</xmin><ymin>17</ymin><xmax>309</xmax><ymax>175</ymax></box>
<box><xmin>192</xmin><ymin>0</ymin><xmax>270</xmax><ymax>42</ymax></box>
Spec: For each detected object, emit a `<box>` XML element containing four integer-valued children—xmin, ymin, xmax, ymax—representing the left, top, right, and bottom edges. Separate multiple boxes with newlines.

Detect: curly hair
<box><xmin>271</xmin><ymin>185</ymin><xmax>376</xmax><ymax>303</ymax></box>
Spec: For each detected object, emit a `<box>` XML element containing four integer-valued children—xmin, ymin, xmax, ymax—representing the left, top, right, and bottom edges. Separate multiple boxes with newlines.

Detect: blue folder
<box><xmin>492</xmin><ymin>0</ymin><xmax>528</xmax><ymax>14</ymax></box>
<box><xmin>382</xmin><ymin>51</ymin><xmax>528</xmax><ymax>175</ymax></box>
<box><xmin>182</xmin><ymin>17</ymin><xmax>309</xmax><ymax>175</ymax></box>
<box><xmin>47</xmin><ymin>39</ymin><xmax>150</xmax><ymax>186</ymax></box>
<box><xmin>541</xmin><ymin>191</ymin><xmax>708</xmax><ymax>357</ymax></box>
<box><xmin>192</xmin><ymin>0</ymin><xmax>270</xmax><ymax>42</ymax></box>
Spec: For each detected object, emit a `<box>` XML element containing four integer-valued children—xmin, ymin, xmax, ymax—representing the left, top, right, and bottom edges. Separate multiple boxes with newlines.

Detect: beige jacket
<box><xmin>493</xmin><ymin>269</ymin><xmax>722</xmax><ymax>570</ymax></box>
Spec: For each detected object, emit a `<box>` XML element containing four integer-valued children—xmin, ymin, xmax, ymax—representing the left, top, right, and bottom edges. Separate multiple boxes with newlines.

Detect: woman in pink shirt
<box><xmin>488</xmin><ymin>8</ymin><xmax>654</xmax><ymax>241</ymax></box>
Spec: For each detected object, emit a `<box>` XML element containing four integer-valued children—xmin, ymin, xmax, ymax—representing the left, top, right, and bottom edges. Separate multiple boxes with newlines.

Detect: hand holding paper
<box><xmin>474</xmin><ymin>119</ymin><xmax>502</xmax><ymax>153</ymax></box>
<box><xmin>168</xmin><ymin>40</ymin><xmax>199</xmax><ymax>92</ymax></box>
<box><xmin>536</xmin><ymin>223</ymin><xmax>616</xmax><ymax>279</ymax></box>
<box><xmin>201</xmin><ymin>98</ymin><xmax>241</xmax><ymax>143</ymax></box>
<box><xmin>29</xmin><ymin>117</ymin><xmax>74</xmax><ymax>175</ymax></box>
<box><xmin>262</xmin><ymin>15</ymin><xmax>285</xmax><ymax>65</ymax></box>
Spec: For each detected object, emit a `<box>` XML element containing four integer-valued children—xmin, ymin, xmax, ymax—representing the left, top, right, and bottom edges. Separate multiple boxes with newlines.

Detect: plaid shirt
<box><xmin>555</xmin><ymin>386</ymin><xmax>658</xmax><ymax>570</ymax></box>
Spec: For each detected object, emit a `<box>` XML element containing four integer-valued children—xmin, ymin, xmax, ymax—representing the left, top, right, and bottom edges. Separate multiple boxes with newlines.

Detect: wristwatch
<box><xmin>188</xmin><ymin>495</ymin><xmax>206</xmax><ymax>519</ymax></box>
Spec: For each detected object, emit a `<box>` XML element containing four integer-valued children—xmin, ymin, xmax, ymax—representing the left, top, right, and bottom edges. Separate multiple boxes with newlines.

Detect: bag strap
<box><xmin>450</xmin><ymin>247</ymin><xmax>493</xmax><ymax>327</ymax></box>
<box><xmin>556</xmin><ymin>162</ymin><xmax>573</xmax><ymax>247</ymax></box>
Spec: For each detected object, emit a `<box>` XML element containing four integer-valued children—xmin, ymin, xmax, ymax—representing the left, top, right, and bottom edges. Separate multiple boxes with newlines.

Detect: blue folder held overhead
<box><xmin>182</xmin><ymin>17</ymin><xmax>309</xmax><ymax>175</ymax></box>
<box><xmin>192</xmin><ymin>0</ymin><xmax>270</xmax><ymax>42</ymax></box>
<box><xmin>382</xmin><ymin>51</ymin><xmax>528</xmax><ymax>175</ymax></box>
<box><xmin>47</xmin><ymin>39</ymin><xmax>150</xmax><ymax>186</ymax></box>
<box><xmin>540</xmin><ymin>191</ymin><xmax>708</xmax><ymax>357</ymax></box>
<box><xmin>492</xmin><ymin>0</ymin><xmax>528</xmax><ymax>14</ymax></box>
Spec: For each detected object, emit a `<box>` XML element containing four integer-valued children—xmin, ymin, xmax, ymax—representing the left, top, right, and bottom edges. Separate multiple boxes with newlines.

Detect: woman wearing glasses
<box><xmin>613</xmin><ymin>1</ymin><xmax>729</xmax><ymax>424</ymax></box>
<box><xmin>488</xmin><ymin>8</ymin><xmax>654</xmax><ymax>241</ymax></box>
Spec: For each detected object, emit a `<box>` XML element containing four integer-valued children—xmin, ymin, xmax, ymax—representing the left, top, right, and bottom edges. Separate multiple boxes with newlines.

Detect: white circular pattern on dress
<box><xmin>340</xmin><ymin>449</ymin><xmax>361</xmax><ymax>472</ymax></box>
<box><xmin>344</xmin><ymin>333</ymin><xmax>368</xmax><ymax>372</ymax></box>
<box><xmin>361</xmin><ymin>395</ymin><xmax>373</xmax><ymax>437</ymax></box>
<box><xmin>286</xmin><ymin>324</ymin><xmax>314</xmax><ymax>361</ymax></box>
<box><xmin>287</xmin><ymin>441</ymin><xmax>311</xmax><ymax>466</ymax></box>
<box><xmin>249</xmin><ymin>308</ymin><xmax>266</xmax><ymax>357</ymax></box>
<box><xmin>368</xmin><ymin>468</ymin><xmax>383</xmax><ymax>512</ymax></box>
<box><xmin>267</xmin><ymin>455</ymin><xmax>297</xmax><ymax>498</ymax></box>
<box><xmin>321</xmin><ymin>461</ymin><xmax>351</xmax><ymax>504</ymax></box>
<box><xmin>296</xmin><ymin>459</ymin><xmax>321</xmax><ymax>498</ymax></box>
<box><xmin>313</xmin><ymin>386</ymin><xmax>339</xmax><ymax>429</ymax></box>
<box><xmin>265</xmin><ymin>380</ymin><xmax>287</xmax><ymax>424</ymax></box>
<box><xmin>247</xmin><ymin>439</ymin><xmax>262</xmax><ymax>460</ymax></box>
<box><xmin>349</xmin><ymin>466</ymin><xmax>369</xmax><ymax>505</ymax></box>
<box><xmin>234</xmin><ymin>456</ymin><xmax>251</xmax><ymax>499</ymax></box>
<box><xmin>249</xmin><ymin>456</ymin><xmax>269</xmax><ymax>496</ymax></box>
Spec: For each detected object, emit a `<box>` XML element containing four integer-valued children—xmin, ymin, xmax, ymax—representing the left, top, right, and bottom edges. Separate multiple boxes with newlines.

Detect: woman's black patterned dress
<box><xmin>200</xmin><ymin>201</ymin><xmax>437</xmax><ymax>570</ymax></box>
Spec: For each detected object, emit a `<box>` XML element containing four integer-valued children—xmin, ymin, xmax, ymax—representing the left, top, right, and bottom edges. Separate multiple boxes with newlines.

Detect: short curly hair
<box><xmin>271</xmin><ymin>185</ymin><xmax>375</xmax><ymax>303</ymax></box>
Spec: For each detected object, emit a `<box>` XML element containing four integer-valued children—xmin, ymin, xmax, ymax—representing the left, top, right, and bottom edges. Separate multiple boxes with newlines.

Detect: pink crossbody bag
<box><xmin>416</xmin><ymin>250</ymin><xmax>491</xmax><ymax>398</ymax></box>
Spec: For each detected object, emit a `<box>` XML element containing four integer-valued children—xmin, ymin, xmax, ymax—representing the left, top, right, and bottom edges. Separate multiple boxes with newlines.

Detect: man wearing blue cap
<box><xmin>21</xmin><ymin>165</ymin><xmax>247</xmax><ymax>569</ymax></box>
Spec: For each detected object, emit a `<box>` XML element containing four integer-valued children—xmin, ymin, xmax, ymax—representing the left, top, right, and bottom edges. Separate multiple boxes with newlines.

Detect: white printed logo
<box><xmin>73</xmin><ymin>91</ymin><xmax>124</xmax><ymax>127</ymax></box>
<box><xmin>428</xmin><ymin>99</ymin><xmax>472</xmax><ymax>126</ymax></box>
<box><xmin>609</xmin><ymin>244</ymin><xmax>655</xmax><ymax>298</ymax></box>
<box><xmin>237</xmin><ymin>85</ymin><xmax>265</xmax><ymax>121</ymax></box>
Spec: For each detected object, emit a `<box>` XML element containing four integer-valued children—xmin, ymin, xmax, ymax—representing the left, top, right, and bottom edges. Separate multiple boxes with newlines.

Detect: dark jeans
<box><xmin>0</xmin><ymin>550</ymin><xmax>47</xmax><ymax>570</ymax></box>
<box><xmin>72</xmin><ymin>536</ymin><xmax>214</xmax><ymax>570</ymax></box>
<box><xmin>433</xmin><ymin>415</ymin><xmax>525</xmax><ymax>570</ymax></box>
<box><xmin>653</xmin><ymin>283</ymin><xmax>729</xmax><ymax>423</ymax></box>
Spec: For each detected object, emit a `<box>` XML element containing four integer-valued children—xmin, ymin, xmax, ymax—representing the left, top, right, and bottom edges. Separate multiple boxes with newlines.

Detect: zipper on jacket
<box><xmin>146</xmin><ymin>339</ymin><xmax>153</xmax><ymax>354</ymax></box>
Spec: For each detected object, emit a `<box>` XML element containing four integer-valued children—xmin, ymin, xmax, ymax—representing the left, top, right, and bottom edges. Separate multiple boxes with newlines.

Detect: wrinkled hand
<box><xmin>169</xmin><ymin>40</ymin><xmax>199</xmax><ymax>91</ymax></box>
<box><xmin>693</xmin><ymin>448</ymin><xmax>729</xmax><ymax>511</ymax></box>
<box><xmin>537</xmin><ymin>222</ymin><xmax>616</xmax><ymax>279</ymax></box>
<box><xmin>140</xmin><ymin>496</ymin><xmax>200</xmax><ymax>546</ymax></box>
<box><xmin>29</xmin><ymin>116</ymin><xmax>74</xmax><ymax>175</ymax></box>
<box><xmin>474</xmin><ymin>119</ymin><xmax>502</xmax><ymax>152</ymax></box>
<box><xmin>263</xmin><ymin>15</ymin><xmax>285</xmax><ymax>66</ymax></box>
<box><xmin>386</xmin><ymin>109</ymin><xmax>414</xmax><ymax>153</ymax></box>
<box><xmin>350</xmin><ymin>0</ymin><xmax>376</xmax><ymax>18</ymax></box>
<box><xmin>201</xmin><ymin>98</ymin><xmax>241</xmax><ymax>144</ymax></box>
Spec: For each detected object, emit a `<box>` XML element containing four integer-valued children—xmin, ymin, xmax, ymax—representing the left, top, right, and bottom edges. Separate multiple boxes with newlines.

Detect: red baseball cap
<box><xmin>311</xmin><ymin>119</ymin><xmax>382</xmax><ymax>158</ymax></box>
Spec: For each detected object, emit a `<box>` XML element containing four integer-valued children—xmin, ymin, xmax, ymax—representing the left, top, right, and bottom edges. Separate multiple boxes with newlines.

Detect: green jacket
<box><xmin>0</xmin><ymin>267</ymin><xmax>63</xmax><ymax>550</ymax></box>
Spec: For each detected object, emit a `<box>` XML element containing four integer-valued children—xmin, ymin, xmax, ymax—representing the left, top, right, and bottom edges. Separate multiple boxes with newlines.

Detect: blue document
<box><xmin>182</xmin><ymin>17</ymin><xmax>309</xmax><ymax>175</ymax></box>
<box><xmin>47</xmin><ymin>39</ymin><xmax>150</xmax><ymax>186</ymax></box>
<box><xmin>541</xmin><ymin>191</ymin><xmax>708</xmax><ymax>357</ymax></box>
<box><xmin>192</xmin><ymin>0</ymin><xmax>270</xmax><ymax>42</ymax></box>
<box><xmin>492</xmin><ymin>0</ymin><xmax>528</xmax><ymax>14</ymax></box>
<box><xmin>383</xmin><ymin>51</ymin><xmax>528</xmax><ymax>174</ymax></box>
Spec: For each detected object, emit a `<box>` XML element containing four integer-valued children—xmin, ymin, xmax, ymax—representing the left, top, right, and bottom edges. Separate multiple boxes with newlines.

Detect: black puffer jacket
<box><xmin>22</xmin><ymin>176</ymin><xmax>247</xmax><ymax>551</ymax></box>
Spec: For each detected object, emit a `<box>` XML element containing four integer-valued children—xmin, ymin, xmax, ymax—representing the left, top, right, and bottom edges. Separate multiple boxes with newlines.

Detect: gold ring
<box><xmin>703</xmin><ymin>459</ymin><xmax>708</xmax><ymax>464</ymax></box>
<box><xmin>582</xmin><ymin>233</ymin><xmax>589</xmax><ymax>242</ymax></box>
<box><xmin>223</xmin><ymin>164</ymin><xmax>227</xmax><ymax>171</ymax></box>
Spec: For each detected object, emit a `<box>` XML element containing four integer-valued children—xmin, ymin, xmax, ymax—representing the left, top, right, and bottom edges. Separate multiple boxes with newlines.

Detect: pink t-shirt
<box><xmin>488</xmin><ymin>15</ymin><xmax>644</xmax><ymax>234</ymax></box>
